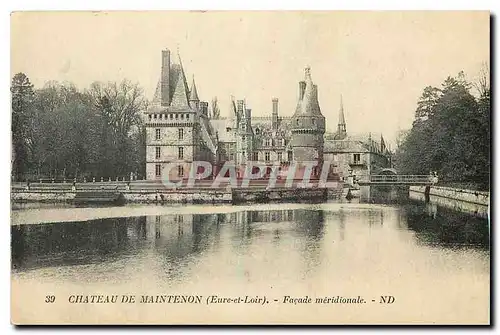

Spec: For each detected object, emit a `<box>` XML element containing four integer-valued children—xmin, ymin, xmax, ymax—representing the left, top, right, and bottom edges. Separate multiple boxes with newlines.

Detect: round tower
<box><xmin>290</xmin><ymin>67</ymin><xmax>326</xmax><ymax>175</ymax></box>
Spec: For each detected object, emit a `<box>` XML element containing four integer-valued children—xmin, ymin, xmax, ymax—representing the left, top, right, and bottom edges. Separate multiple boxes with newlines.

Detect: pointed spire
<box><xmin>189</xmin><ymin>75</ymin><xmax>199</xmax><ymax>101</ymax></box>
<box><xmin>339</xmin><ymin>95</ymin><xmax>346</xmax><ymax>125</ymax></box>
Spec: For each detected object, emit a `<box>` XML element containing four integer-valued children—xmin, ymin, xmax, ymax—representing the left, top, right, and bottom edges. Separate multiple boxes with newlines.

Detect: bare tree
<box><xmin>473</xmin><ymin>62</ymin><xmax>490</xmax><ymax>97</ymax></box>
<box><xmin>211</xmin><ymin>96</ymin><xmax>220</xmax><ymax>119</ymax></box>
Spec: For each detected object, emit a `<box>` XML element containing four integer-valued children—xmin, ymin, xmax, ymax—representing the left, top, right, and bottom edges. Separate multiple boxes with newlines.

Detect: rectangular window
<box><xmin>178</xmin><ymin>147</ymin><xmax>184</xmax><ymax>159</ymax></box>
<box><xmin>265</xmin><ymin>139</ymin><xmax>270</xmax><ymax>146</ymax></box>
<box><xmin>155</xmin><ymin>164</ymin><xmax>161</xmax><ymax>177</ymax></box>
<box><xmin>155</xmin><ymin>147</ymin><xmax>161</xmax><ymax>159</ymax></box>
<box><xmin>229</xmin><ymin>153</ymin><xmax>234</xmax><ymax>161</ymax></box>
<box><xmin>178</xmin><ymin>128</ymin><xmax>184</xmax><ymax>140</ymax></box>
<box><xmin>253</xmin><ymin>152</ymin><xmax>258</xmax><ymax>161</ymax></box>
<box><xmin>265</xmin><ymin>152</ymin><xmax>270</xmax><ymax>162</ymax></box>
<box><xmin>282</xmin><ymin>139</ymin><xmax>286</xmax><ymax>146</ymax></box>
<box><xmin>178</xmin><ymin>165</ymin><xmax>184</xmax><ymax>177</ymax></box>
<box><xmin>353</xmin><ymin>153</ymin><xmax>361</xmax><ymax>163</ymax></box>
<box><xmin>155</xmin><ymin>129</ymin><xmax>161</xmax><ymax>140</ymax></box>
<box><xmin>277</xmin><ymin>152</ymin><xmax>282</xmax><ymax>161</ymax></box>
<box><xmin>288</xmin><ymin>151</ymin><xmax>293</xmax><ymax>161</ymax></box>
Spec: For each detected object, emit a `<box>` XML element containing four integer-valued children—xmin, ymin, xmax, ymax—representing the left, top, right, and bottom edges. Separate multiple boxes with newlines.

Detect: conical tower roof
<box><xmin>151</xmin><ymin>80</ymin><xmax>162</xmax><ymax>107</ymax></box>
<box><xmin>169</xmin><ymin>51</ymin><xmax>190</xmax><ymax>109</ymax></box>
<box><xmin>294</xmin><ymin>66</ymin><xmax>323</xmax><ymax>116</ymax></box>
<box><xmin>189</xmin><ymin>76</ymin><xmax>199</xmax><ymax>101</ymax></box>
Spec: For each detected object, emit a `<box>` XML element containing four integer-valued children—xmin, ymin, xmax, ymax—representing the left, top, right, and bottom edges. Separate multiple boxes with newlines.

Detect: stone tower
<box><xmin>290</xmin><ymin>67</ymin><xmax>326</xmax><ymax>175</ymax></box>
<box><xmin>144</xmin><ymin>49</ymin><xmax>217</xmax><ymax>181</ymax></box>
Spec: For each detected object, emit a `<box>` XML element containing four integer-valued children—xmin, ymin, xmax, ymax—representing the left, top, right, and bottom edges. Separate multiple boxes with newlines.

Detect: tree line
<box><xmin>11</xmin><ymin>73</ymin><xmax>147</xmax><ymax>181</ymax></box>
<box><xmin>394</xmin><ymin>67</ymin><xmax>490</xmax><ymax>191</ymax></box>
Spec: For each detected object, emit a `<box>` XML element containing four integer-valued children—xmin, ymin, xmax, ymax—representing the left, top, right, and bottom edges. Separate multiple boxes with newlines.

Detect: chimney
<box><xmin>299</xmin><ymin>81</ymin><xmax>306</xmax><ymax>100</ymax></box>
<box><xmin>161</xmin><ymin>49</ymin><xmax>171</xmax><ymax>106</ymax></box>
<box><xmin>201</xmin><ymin>101</ymin><xmax>209</xmax><ymax>115</ymax></box>
<box><xmin>237</xmin><ymin>99</ymin><xmax>244</xmax><ymax>117</ymax></box>
<box><xmin>272</xmin><ymin>98</ymin><xmax>279</xmax><ymax>129</ymax></box>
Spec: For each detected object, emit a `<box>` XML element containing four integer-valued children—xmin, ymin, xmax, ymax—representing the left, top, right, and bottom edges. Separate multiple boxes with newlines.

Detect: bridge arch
<box><xmin>379</xmin><ymin>168</ymin><xmax>398</xmax><ymax>175</ymax></box>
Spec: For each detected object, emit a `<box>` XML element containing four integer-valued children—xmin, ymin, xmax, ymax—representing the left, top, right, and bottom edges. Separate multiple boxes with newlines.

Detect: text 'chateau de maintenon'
<box><xmin>144</xmin><ymin>49</ymin><xmax>392</xmax><ymax>181</ymax></box>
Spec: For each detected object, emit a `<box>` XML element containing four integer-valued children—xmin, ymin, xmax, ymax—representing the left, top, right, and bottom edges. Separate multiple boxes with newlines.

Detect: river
<box><xmin>10</xmin><ymin>192</ymin><xmax>490</xmax><ymax>325</ymax></box>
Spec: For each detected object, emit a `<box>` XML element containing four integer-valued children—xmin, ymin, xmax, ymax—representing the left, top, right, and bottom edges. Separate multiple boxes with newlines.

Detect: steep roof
<box><xmin>149</xmin><ymin>53</ymin><xmax>191</xmax><ymax>111</ymax></box>
<box><xmin>294</xmin><ymin>67</ymin><xmax>323</xmax><ymax>117</ymax></box>
<box><xmin>169</xmin><ymin>63</ymin><xmax>190</xmax><ymax>110</ymax></box>
<box><xmin>210</xmin><ymin>118</ymin><xmax>237</xmax><ymax>143</ymax></box>
<box><xmin>189</xmin><ymin>76</ymin><xmax>199</xmax><ymax>101</ymax></box>
<box><xmin>324</xmin><ymin>132</ymin><xmax>389</xmax><ymax>155</ymax></box>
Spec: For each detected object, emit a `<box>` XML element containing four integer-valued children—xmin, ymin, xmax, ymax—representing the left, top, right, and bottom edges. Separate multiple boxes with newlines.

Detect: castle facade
<box><xmin>144</xmin><ymin>49</ymin><xmax>391</xmax><ymax>181</ymax></box>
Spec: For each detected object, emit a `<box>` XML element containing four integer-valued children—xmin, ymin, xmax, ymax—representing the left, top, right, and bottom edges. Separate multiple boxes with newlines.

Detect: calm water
<box><xmin>11</xmin><ymin>194</ymin><xmax>490</xmax><ymax>324</ymax></box>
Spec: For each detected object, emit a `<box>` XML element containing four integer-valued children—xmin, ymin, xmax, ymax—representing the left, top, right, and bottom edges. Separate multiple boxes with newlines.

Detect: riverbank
<box><xmin>409</xmin><ymin>185</ymin><xmax>489</xmax><ymax>206</ymax></box>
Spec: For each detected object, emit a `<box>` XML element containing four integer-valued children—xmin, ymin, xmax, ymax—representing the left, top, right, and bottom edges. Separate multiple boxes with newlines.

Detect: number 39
<box><xmin>45</xmin><ymin>295</ymin><xmax>56</xmax><ymax>303</ymax></box>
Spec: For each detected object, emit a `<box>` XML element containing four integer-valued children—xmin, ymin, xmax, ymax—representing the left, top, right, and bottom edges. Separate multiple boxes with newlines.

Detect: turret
<box><xmin>290</xmin><ymin>66</ymin><xmax>326</xmax><ymax>169</ymax></box>
<box><xmin>189</xmin><ymin>76</ymin><xmax>200</xmax><ymax>110</ymax></box>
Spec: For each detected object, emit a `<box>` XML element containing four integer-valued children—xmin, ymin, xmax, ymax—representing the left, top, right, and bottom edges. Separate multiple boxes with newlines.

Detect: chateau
<box><xmin>144</xmin><ymin>49</ymin><xmax>391</xmax><ymax>181</ymax></box>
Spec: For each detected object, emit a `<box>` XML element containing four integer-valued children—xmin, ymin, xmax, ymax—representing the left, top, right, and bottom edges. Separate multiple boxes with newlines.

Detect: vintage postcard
<box><xmin>10</xmin><ymin>11</ymin><xmax>490</xmax><ymax>325</ymax></box>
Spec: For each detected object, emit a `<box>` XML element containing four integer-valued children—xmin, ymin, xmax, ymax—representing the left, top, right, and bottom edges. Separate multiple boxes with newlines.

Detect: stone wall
<box><xmin>11</xmin><ymin>191</ymin><xmax>76</xmax><ymax>202</ymax></box>
<box><xmin>11</xmin><ymin>190</ymin><xmax>231</xmax><ymax>204</ymax></box>
<box><xmin>410</xmin><ymin>186</ymin><xmax>489</xmax><ymax>206</ymax></box>
<box><xmin>232</xmin><ymin>188</ymin><xmax>327</xmax><ymax>204</ymax></box>
<box><xmin>122</xmin><ymin>190</ymin><xmax>231</xmax><ymax>203</ymax></box>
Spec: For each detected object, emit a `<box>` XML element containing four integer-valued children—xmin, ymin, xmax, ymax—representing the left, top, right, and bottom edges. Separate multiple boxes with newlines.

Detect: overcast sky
<box><xmin>11</xmin><ymin>11</ymin><xmax>489</xmax><ymax>145</ymax></box>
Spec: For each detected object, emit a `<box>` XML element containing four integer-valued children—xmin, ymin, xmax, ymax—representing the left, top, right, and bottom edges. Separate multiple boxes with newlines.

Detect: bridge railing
<box><xmin>358</xmin><ymin>175</ymin><xmax>437</xmax><ymax>184</ymax></box>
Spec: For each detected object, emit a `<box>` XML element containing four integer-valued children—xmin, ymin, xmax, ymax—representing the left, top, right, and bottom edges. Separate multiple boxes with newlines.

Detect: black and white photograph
<box><xmin>9</xmin><ymin>10</ymin><xmax>490</xmax><ymax>325</ymax></box>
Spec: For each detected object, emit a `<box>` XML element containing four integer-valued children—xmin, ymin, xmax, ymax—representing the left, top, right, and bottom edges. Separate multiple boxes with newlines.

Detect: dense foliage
<box><xmin>395</xmin><ymin>70</ymin><xmax>490</xmax><ymax>190</ymax></box>
<box><xmin>11</xmin><ymin>73</ymin><xmax>147</xmax><ymax>181</ymax></box>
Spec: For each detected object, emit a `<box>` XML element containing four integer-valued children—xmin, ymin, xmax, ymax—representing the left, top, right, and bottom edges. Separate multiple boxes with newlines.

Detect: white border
<box><xmin>2</xmin><ymin>1</ymin><xmax>497</xmax><ymax>333</ymax></box>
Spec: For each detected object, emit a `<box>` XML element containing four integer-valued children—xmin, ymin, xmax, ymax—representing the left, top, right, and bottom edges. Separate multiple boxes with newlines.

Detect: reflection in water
<box><xmin>11</xmin><ymin>199</ymin><xmax>490</xmax><ymax>323</ymax></box>
<box><xmin>403</xmin><ymin>199</ymin><xmax>489</xmax><ymax>249</ymax></box>
<box><xmin>12</xmin><ymin>201</ymin><xmax>489</xmax><ymax>275</ymax></box>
